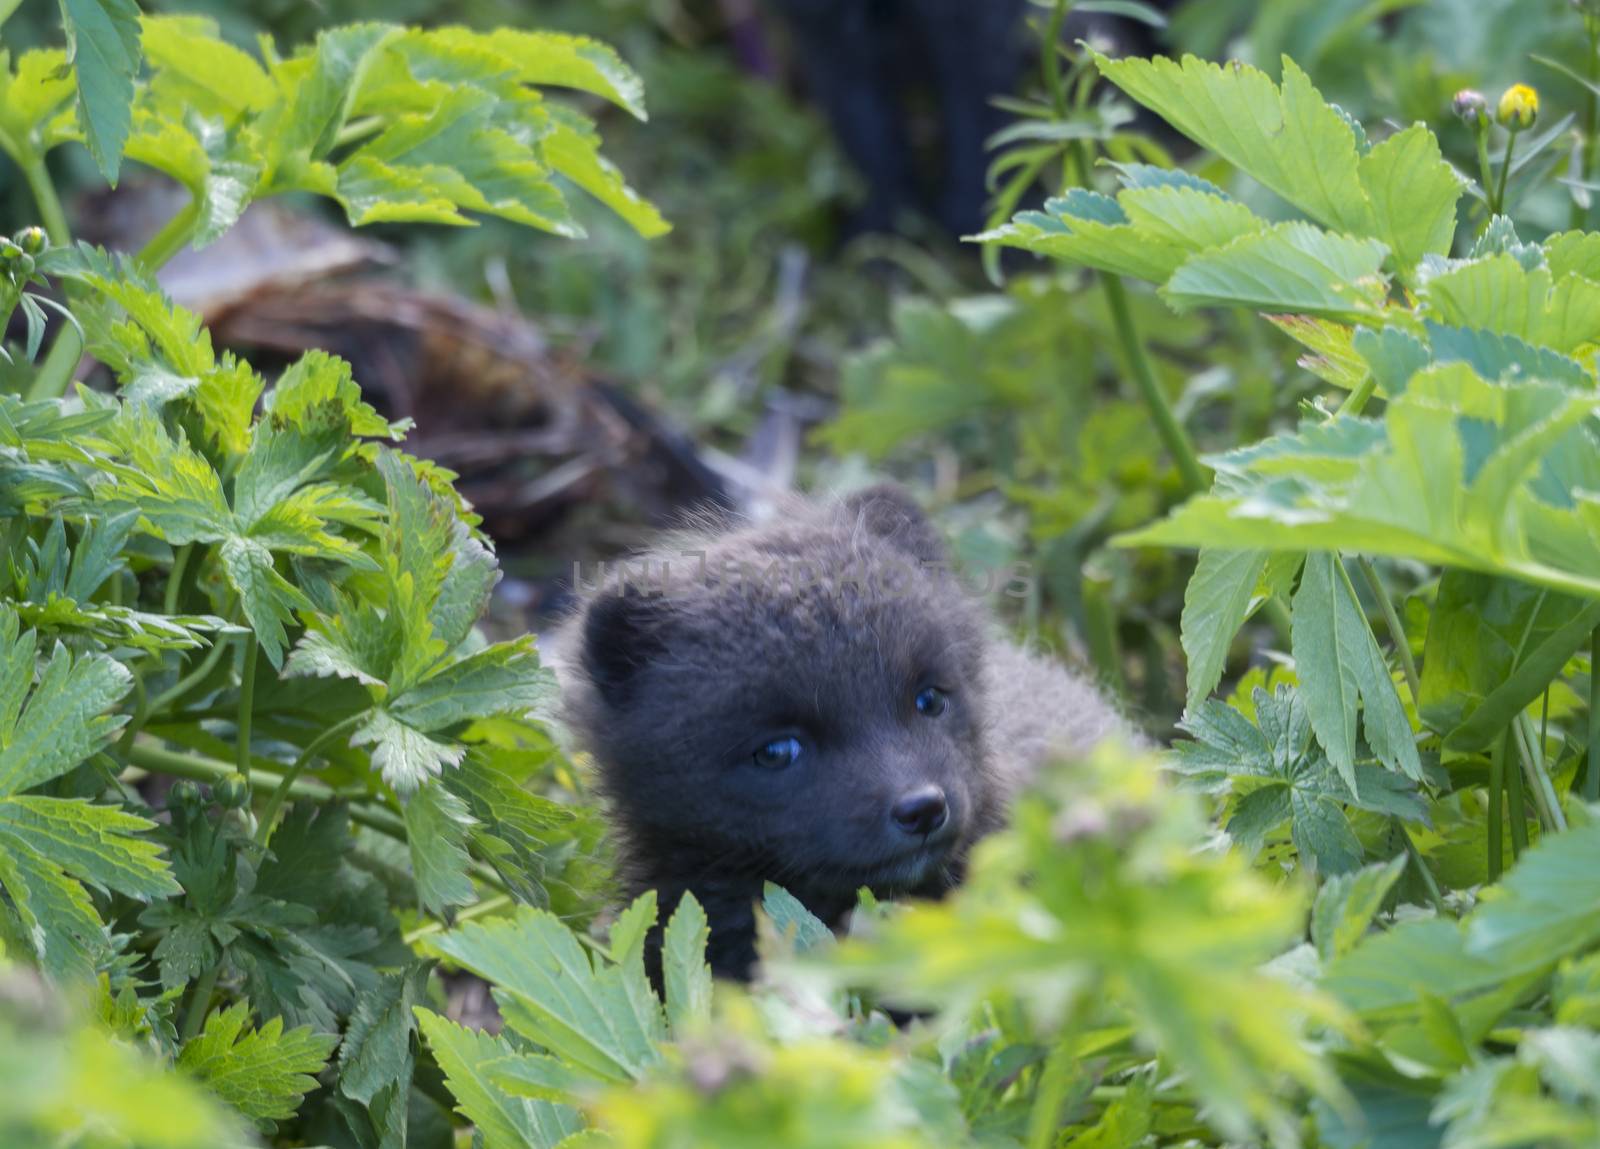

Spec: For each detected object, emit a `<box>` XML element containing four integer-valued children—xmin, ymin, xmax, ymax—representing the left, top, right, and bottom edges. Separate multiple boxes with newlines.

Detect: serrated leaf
<box><xmin>1419</xmin><ymin>572</ymin><xmax>1600</xmax><ymax>750</ymax></box>
<box><xmin>0</xmin><ymin>626</ymin><xmax>133</xmax><ymax>797</ymax></box>
<box><xmin>661</xmin><ymin>892</ymin><xmax>712</xmax><ymax>1035</ymax></box>
<box><xmin>1426</xmin><ymin>323</ymin><xmax>1594</xmax><ymax>390</ymax></box>
<box><xmin>401</xmin><ymin>782</ymin><xmax>475</xmax><ymax>914</ymax></box>
<box><xmin>543</xmin><ymin>113</ymin><xmax>669</xmax><ymax>238</ymax></box>
<box><xmin>0</xmin><ymin>797</ymin><xmax>180</xmax><ymax>900</ymax></box>
<box><xmin>1358</xmin><ymin>123</ymin><xmax>1463</xmax><ymax>273</ymax></box>
<box><xmin>1312</xmin><ymin>856</ymin><xmax>1407</xmax><ymax>963</ymax></box>
<box><xmin>1466</xmin><ymin>820</ymin><xmax>1600</xmax><ymax>975</ymax></box>
<box><xmin>1181</xmin><ymin>548</ymin><xmax>1267</xmax><ymax>710</ymax></box>
<box><xmin>178</xmin><ymin>1001</ymin><xmax>337</xmax><ymax>1126</ymax></box>
<box><xmin>140</xmin><ymin>14</ymin><xmax>274</xmax><ymax>117</ymax></box>
<box><xmin>415</xmin><ymin>1010</ymin><xmax>584</xmax><ymax>1149</ymax></box>
<box><xmin>1119</xmin><ymin>365</ymin><xmax>1600</xmax><ymax>606</ymax></box>
<box><xmin>219</xmin><ymin>535</ymin><xmax>313</xmax><ymax>669</ymax></box>
<box><xmin>0</xmin><ymin>840</ymin><xmax>107</xmax><ymax>980</ymax></box>
<box><xmin>481</xmin><ymin>28</ymin><xmax>646</xmax><ymax>118</ymax></box>
<box><xmin>1092</xmin><ymin>52</ymin><xmax>1373</xmax><ymax>236</ymax></box>
<box><xmin>1322</xmin><ymin>918</ymin><xmax>1505</xmax><ymax>1017</ymax></box>
<box><xmin>392</xmin><ymin>637</ymin><xmax>555</xmax><ymax>732</ymax></box>
<box><xmin>1423</xmin><ymin>256</ymin><xmax>1600</xmax><ymax>355</ymax></box>
<box><xmin>420</xmin><ymin>906</ymin><xmax>664</xmax><ymax>1084</ymax></box>
<box><xmin>1164</xmin><ymin>223</ymin><xmax>1388</xmax><ymax>318</ymax></box>
<box><xmin>762</xmin><ymin>882</ymin><xmax>834</xmax><ymax>954</ymax></box>
<box><xmin>338</xmin><ymin>964</ymin><xmax>429</xmax><ymax>1105</ymax></box>
<box><xmin>1292</xmin><ymin>552</ymin><xmax>1422</xmax><ymax>791</ymax></box>
<box><xmin>61</xmin><ymin>0</ymin><xmax>142</xmax><ymax>183</ymax></box>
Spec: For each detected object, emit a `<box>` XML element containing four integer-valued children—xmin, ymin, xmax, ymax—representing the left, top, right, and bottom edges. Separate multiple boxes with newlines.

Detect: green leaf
<box><xmin>1311</xmin><ymin>856</ymin><xmax>1407</xmax><ymax>962</ymax></box>
<box><xmin>544</xmin><ymin>112</ymin><xmax>670</xmax><ymax>238</ymax></box>
<box><xmin>338</xmin><ymin>964</ymin><xmax>429</xmax><ymax>1105</ymax></box>
<box><xmin>60</xmin><ymin>0</ymin><xmax>142</xmax><ymax>184</ymax></box>
<box><xmin>762</xmin><ymin>882</ymin><xmax>835</xmax><ymax>954</ymax></box>
<box><xmin>1422</xmin><ymin>256</ymin><xmax>1600</xmax><ymax>355</ymax></box>
<box><xmin>1092</xmin><ymin>52</ymin><xmax>1373</xmax><ymax>235</ymax></box>
<box><xmin>392</xmin><ymin>637</ymin><xmax>555</xmax><ymax>732</ymax></box>
<box><xmin>1292</xmin><ymin>552</ymin><xmax>1422</xmax><ymax>791</ymax></box>
<box><xmin>1419</xmin><ymin>572</ymin><xmax>1600</xmax><ymax>750</ymax></box>
<box><xmin>484</xmin><ymin>1052</ymin><xmax>596</xmax><ymax>1105</ymax></box>
<box><xmin>1181</xmin><ymin>548</ymin><xmax>1267</xmax><ymax>711</ymax></box>
<box><xmin>608</xmin><ymin>890</ymin><xmax>657</xmax><ymax>969</ymax></box>
<box><xmin>177</xmin><ymin>1001</ymin><xmax>337</xmax><ymax>1126</ymax></box>
<box><xmin>1175</xmin><ymin>685</ymin><xmax>1425</xmax><ymax>875</ymax></box>
<box><xmin>0</xmin><ymin>622</ymin><xmax>133</xmax><ymax>798</ymax></box>
<box><xmin>401</xmin><ymin>782</ymin><xmax>476</xmax><ymax>914</ymax></box>
<box><xmin>1322</xmin><ymin>918</ymin><xmax>1506</xmax><ymax>1017</ymax></box>
<box><xmin>415</xmin><ymin>1010</ymin><xmax>584</xmax><ymax>1149</ymax></box>
<box><xmin>1466</xmin><ymin>820</ymin><xmax>1600</xmax><ymax>976</ymax></box>
<box><xmin>1425</xmin><ymin>323</ymin><xmax>1594</xmax><ymax>390</ymax></box>
<box><xmin>219</xmin><ymin>535</ymin><xmax>313</xmax><ymax>670</ymax></box>
<box><xmin>0</xmin><ymin>840</ymin><xmax>107</xmax><ymax>980</ymax></box>
<box><xmin>1358</xmin><ymin>123</ymin><xmax>1463</xmax><ymax>273</ymax></box>
<box><xmin>139</xmin><ymin>15</ymin><xmax>274</xmax><ymax>117</ymax></box>
<box><xmin>1163</xmin><ymin>223</ymin><xmax>1388</xmax><ymax>318</ymax></box>
<box><xmin>1117</xmin><ymin>365</ymin><xmax>1600</xmax><ymax>601</ymax></box>
<box><xmin>419</xmin><ymin>906</ymin><xmax>664</xmax><ymax>1085</ymax></box>
<box><xmin>0</xmin><ymin>797</ymin><xmax>180</xmax><ymax>900</ymax></box>
<box><xmin>0</xmin><ymin>49</ymin><xmax>76</xmax><ymax>150</ymax></box>
<box><xmin>661</xmin><ymin>892</ymin><xmax>713</xmax><ymax>1035</ymax></box>
<box><xmin>480</xmin><ymin>28</ymin><xmax>647</xmax><ymax>118</ymax></box>
<box><xmin>355</xmin><ymin>708</ymin><xmax>464</xmax><ymax>792</ymax></box>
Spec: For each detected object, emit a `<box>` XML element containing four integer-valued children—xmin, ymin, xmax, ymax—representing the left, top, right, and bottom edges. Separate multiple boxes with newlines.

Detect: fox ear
<box><xmin>843</xmin><ymin>483</ymin><xmax>946</xmax><ymax>564</ymax></box>
<box><xmin>580</xmin><ymin>587</ymin><xmax>671</xmax><ymax>707</ymax></box>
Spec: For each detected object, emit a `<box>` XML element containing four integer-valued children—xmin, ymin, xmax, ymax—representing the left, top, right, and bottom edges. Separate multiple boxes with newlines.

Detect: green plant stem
<box><xmin>1475</xmin><ymin>128</ymin><xmax>1496</xmax><ymax>216</ymax></box>
<box><xmin>116</xmin><ymin>673</ymin><xmax>148</xmax><ymax>757</ymax></box>
<box><xmin>1573</xmin><ymin>19</ymin><xmax>1600</xmax><ymax>229</ymax></box>
<box><xmin>17</xmin><ymin>152</ymin><xmax>84</xmax><ymax>403</ymax></box>
<box><xmin>1336</xmin><ymin>374</ymin><xmax>1378</xmax><ymax>418</ymax></box>
<box><xmin>1488</xmin><ymin>731</ymin><xmax>1506</xmax><ymax>881</ymax></box>
<box><xmin>403</xmin><ymin>893</ymin><xmax>512</xmax><ymax>945</ymax></box>
<box><xmin>1589</xmin><ymin>626</ymin><xmax>1600</xmax><ymax>803</ymax></box>
<box><xmin>137</xmin><ymin>201</ymin><xmax>200</xmax><ymax>270</ymax></box>
<box><xmin>124</xmin><ymin>741</ymin><xmax>399</xmax><ymax>834</ymax></box>
<box><xmin>148</xmin><ymin>632</ymin><xmax>234</xmax><ymax>715</ymax></box>
<box><xmin>164</xmin><ymin>545</ymin><xmax>194</xmax><ymax>616</ymax></box>
<box><xmin>124</xmin><ymin>742</ymin><xmax>508</xmax><ymax>894</ymax></box>
<box><xmin>1396</xmin><ymin>818</ymin><xmax>1447</xmax><ymax>915</ymax></box>
<box><xmin>1101</xmin><ymin>273</ymin><xmax>1208</xmax><ymax>496</ymax></box>
<box><xmin>180</xmin><ymin>966</ymin><xmax>219</xmax><ymax>1043</ymax></box>
<box><xmin>1505</xmin><ymin>737</ymin><xmax>1529</xmax><ymax>858</ymax></box>
<box><xmin>1494</xmin><ymin>127</ymin><xmax>1520</xmax><ymax>218</ymax></box>
<box><xmin>255</xmin><ymin>712</ymin><xmax>367</xmax><ymax>847</ymax></box>
<box><xmin>24</xmin><ymin>322</ymin><xmax>83</xmax><ymax>401</ymax></box>
<box><xmin>1357</xmin><ymin>556</ymin><xmax>1421</xmax><ymax>705</ymax></box>
<box><xmin>1516</xmin><ymin>712</ymin><xmax>1567</xmax><ymax>833</ymax></box>
<box><xmin>20</xmin><ymin>154</ymin><xmax>70</xmax><ymax>246</ymax></box>
<box><xmin>236</xmin><ymin>637</ymin><xmax>257</xmax><ymax>781</ymax></box>
<box><xmin>1081</xmin><ymin>565</ymin><xmax>1126</xmax><ymax>700</ymax></box>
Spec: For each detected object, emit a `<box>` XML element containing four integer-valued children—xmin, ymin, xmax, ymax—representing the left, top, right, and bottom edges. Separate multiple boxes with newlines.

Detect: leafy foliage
<box><xmin>11</xmin><ymin>0</ymin><xmax>1600</xmax><ymax>1146</ymax></box>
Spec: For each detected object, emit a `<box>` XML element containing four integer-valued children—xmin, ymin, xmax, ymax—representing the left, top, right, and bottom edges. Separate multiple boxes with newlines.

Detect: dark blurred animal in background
<box><xmin>766</xmin><ymin>0</ymin><xmax>1032</xmax><ymax>237</ymax></box>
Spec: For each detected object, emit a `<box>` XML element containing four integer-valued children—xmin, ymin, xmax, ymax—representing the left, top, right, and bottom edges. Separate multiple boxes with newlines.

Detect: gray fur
<box><xmin>551</xmin><ymin>484</ymin><xmax>1136</xmax><ymax>981</ymax></box>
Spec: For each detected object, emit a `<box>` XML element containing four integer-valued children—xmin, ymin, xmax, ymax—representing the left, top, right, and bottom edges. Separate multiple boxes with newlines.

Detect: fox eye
<box><xmin>914</xmin><ymin>686</ymin><xmax>949</xmax><ymax>717</ymax></box>
<box><xmin>753</xmin><ymin>736</ymin><xmax>803</xmax><ymax>769</ymax></box>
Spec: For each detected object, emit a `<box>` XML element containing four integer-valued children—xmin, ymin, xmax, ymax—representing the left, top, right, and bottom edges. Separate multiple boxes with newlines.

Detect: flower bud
<box><xmin>214</xmin><ymin>775</ymin><xmax>251</xmax><ymax>809</ymax></box>
<box><xmin>1497</xmin><ymin>84</ymin><xmax>1539</xmax><ymax>131</ymax></box>
<box><xmin>1452</xmin><ymin>89</ymin><xmax>1488</xmax><ymax>129</ymax></box>
<box><xmin>13</xmin><ymin>226</ymin><xmax>45</xmax><ymax>255</ymax></box>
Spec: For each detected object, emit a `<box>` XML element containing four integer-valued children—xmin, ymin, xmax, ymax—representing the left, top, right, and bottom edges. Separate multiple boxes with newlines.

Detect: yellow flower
<box><xmin>1497</xmin><ymin>84</ymin><xmax>1539</xmax><ymax>130</ymax></box>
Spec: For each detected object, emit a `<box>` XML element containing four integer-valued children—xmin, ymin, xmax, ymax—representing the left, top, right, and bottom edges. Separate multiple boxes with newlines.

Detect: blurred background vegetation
<box><xmin>3</xmin><ymin>0</ymin><xmax>1594</xmax><ymax>738</ymax></box>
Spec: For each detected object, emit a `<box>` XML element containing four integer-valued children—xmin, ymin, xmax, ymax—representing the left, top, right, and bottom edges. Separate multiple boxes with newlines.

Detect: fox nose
<box><xmin>891</xmin><ymin>785</ymin><xmax>948</xmax><ymax>837</ymax></box>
